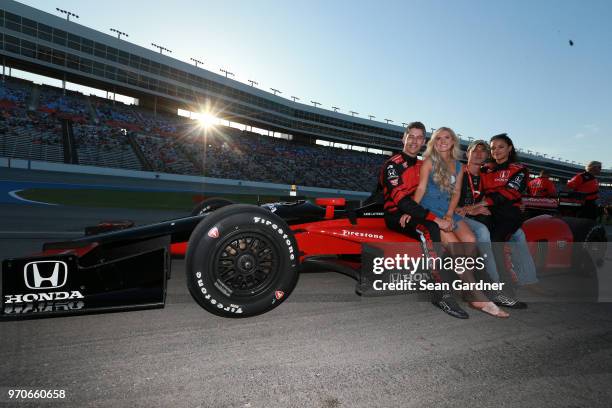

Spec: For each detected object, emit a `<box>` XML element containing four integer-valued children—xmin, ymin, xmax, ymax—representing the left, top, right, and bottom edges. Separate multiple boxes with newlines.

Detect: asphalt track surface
<box><xmin>2</xmin><ymin>201</ymin><xmax>612</xmax><ymax>406</ymax></box>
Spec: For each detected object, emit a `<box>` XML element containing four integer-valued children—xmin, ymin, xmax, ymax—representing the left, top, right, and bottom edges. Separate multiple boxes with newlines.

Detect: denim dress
<box><xmin>421</xmin><ymin>160</ymin><xmax>463</xmax><ymax>223</ymax></box>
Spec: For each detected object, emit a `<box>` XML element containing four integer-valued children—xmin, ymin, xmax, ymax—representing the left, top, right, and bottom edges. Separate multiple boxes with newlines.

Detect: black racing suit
<box><xmin>568</xmin><ymin>171</ymin><xmax>600</xmax><ymax>220</ymax></box>
<box><xmin>380</xmin><ymin>152</ymin><xmax>440</xmax><ymax>241</ymax></box>
<box><xmin>379</xmin><ymin>152</ymin><xmax>445</xmax><ymax>283</ymax></box>
<box><xmin>481</xmin><ymin>160</ymin><xmax>529</xmax><ymax>242</ymax></box>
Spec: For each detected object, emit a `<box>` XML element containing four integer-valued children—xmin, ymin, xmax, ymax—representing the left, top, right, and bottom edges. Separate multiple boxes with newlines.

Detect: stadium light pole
<box><xmin>190</xmin><ymin>58</ymin><xmax>204</xmax><ymax>68</ymax></box>
<box><xmin>349</xmin><ymin>111</ymin><xmax>358</xmax><ymax>116</ymax></box>
<box><xmin>369</xmin><ymin>115</ymin><xmax>376</xmax><ymax>120</ymax></box>
<box><xmin>220</xmin><ymin>69</ymin><xmax>234</xmax><ymax>78</ymax></box>
<box><xmin>332</xmin><ymin>106</ymin><xmax>340</xmax><ymax>112</ymax></box>
<box><xmin>311</xmin><ymin>101</ymin><xmax>321</xmax><ymax>108</ymax></box>
<box><xmin>291</xmin><ymin>96</ymin><xmax>300</xmax><ymax>102</ymax></box>
<box><xmin>151</xmin><ymin>43</ymin><xmax>172</xmax><ymax>55</ymax></box>
<box><xmin>110</xmin><ymin>28</ymin><xmax>128</xmax><ymax>40</ymax></box>
<box><xmin>402</xmin><ymin>122</ymin><xmax>408</xmax><ymax>127</ymax></box>
<box><xmin>248</xmin><ymin>80</ymin><xmax>258</xmax><ymax>87</ymax></box>
<box><xmin>56</xmin><ymin>8</ymin><xmax>79</xmax><ymax>21</ymax></box>
<box><xmin>384</xmin><ymin>119</ymin><xmax>393</xmax><ymax>124</ymax></box>
<box><xmin>270</xmin><ymin>88</ymin><xmax>281</xmax><ymax>96</ymax></box>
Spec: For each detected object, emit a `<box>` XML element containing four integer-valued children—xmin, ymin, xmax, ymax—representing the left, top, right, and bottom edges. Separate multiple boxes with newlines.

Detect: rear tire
<box><xmin>576</xmin><ymin>224</ymin><xmax>607</xmax><ymax>275</ymax></box>
<box><xmin>554</xmin><ymin>217</ymin><xmax>606</xmax><ymax>276</ymax></box>
<box><xmin>185</xmin><ymin>204</ymin><xmax>299</xmax><ymax>317</ymax></box>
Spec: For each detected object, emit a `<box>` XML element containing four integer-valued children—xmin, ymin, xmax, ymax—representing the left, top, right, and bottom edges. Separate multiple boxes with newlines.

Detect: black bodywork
<box><xmin>1</xmin><ymin>215</ymin><xmax>204</xmax><ymax>319</ymax></box>
<box><xmin>0</xmin><ymin>199</ymin><xmax>362</xmax><ymax>319</ymax></box>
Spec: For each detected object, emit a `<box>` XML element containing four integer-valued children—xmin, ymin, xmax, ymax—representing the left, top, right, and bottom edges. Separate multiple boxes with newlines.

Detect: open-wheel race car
<box><xmin>520</xmin><ymin>192</ymin><xmax>608</xmax><ymax>270</ymax></box>
<box><xmin>1</xmin><ymin>195</ymin><xmax>608</xmax><ymax>319</ymax></box>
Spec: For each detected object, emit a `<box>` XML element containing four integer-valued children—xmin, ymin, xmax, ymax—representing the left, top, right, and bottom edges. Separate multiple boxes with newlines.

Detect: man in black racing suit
<box><xmin>379</xmin><ymin>121</ymin><xmax>469</xmax><ymax>319</ymax></box>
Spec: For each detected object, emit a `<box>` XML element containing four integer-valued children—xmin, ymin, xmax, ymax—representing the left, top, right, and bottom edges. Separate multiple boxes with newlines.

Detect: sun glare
<box><xmin>196</xmin><ymin>111</ymin><xmax>218</xmax><ymax>129</ymax></box>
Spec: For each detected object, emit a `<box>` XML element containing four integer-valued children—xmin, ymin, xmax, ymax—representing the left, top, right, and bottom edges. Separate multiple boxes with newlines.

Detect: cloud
<box><xmin>584</xmin><ymin>124</ymin><xmax>600</xmax><ymax>133</ymax></box>
<box><xmin>575</xmin><ymin>133</ymin><xmax>586</xmax><ymax>139</ymax></box>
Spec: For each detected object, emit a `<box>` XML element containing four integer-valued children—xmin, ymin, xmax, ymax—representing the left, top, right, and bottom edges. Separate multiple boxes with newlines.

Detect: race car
<box><xmin>522</xmin><ymin>191</ymin><xmax>604</xmax><ymax>219</ymax></box>
<box><xmin>520</xmin><ymin>191</ymin><xmax>607</xmax><ymax>269</ymax></box>
<box><xmin>1</xmin><ymin>196</ymin><xmax>607</xmax><ymax>319</ymax></box>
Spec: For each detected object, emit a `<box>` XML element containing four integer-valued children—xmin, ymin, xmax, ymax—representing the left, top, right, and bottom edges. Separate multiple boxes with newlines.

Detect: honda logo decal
<box><xmin>24</xmin><ymin>261</ymin><xmax>68</xmax><ymax>289</ymax></box>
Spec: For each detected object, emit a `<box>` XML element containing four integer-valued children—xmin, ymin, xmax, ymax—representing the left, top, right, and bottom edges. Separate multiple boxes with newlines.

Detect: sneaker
<box><xmin>490</xmin><ymin>292</ymin><xmax>528</xmax><ymax>309</ymax></box>
<box><xmin>432</xmin><ymin>292</ymin><xmax>469</xmax><ymax>319</ymax></box>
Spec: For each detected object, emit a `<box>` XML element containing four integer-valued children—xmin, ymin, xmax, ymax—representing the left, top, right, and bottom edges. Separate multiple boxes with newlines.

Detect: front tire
<box><xmin>190</xmin><ymin>197</ymin><xmax>234</xmax><ymax>216</ymax></box>
<box><xmin>185</xmin><ymin>204</ymin><xmax>299</xmax><ymax>317</ymax></box>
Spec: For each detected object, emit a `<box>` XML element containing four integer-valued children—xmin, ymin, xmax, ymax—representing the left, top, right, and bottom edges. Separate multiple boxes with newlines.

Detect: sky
<box><xmin>13</xmin><ymin>0</ymin><xmax>612</xmax><ymax>167</ymax></box>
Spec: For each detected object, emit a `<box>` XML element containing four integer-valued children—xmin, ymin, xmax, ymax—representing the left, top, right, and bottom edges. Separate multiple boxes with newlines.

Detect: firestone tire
<box><xmin>190</xmin><ymin>197</ymin><xmax>234</xmax><ymax>216</ymax></box>
<box><xmin>185</xmin><ymin>204</ymin><xmax>299</xmax><ymax>317</ymax></box>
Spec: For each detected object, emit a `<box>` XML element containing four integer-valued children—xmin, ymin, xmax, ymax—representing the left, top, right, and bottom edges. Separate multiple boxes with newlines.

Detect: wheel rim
<box><xmin>211</xmin><ymin>231</ymin><xmax>279</xmax><ymax>297</ymax></box>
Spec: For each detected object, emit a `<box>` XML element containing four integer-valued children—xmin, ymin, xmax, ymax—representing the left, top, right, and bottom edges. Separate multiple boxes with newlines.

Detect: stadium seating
<box><xmin>37</xmin><ymin>85</ymin><xmax>90</xmax><ymax>121</ymax></box>
<box><xmin>0</xmin><ymin>77</ymin><xmax>31</xmax><ymax>109</ymax></box>
<box><xmin>73</xmin><ymin>123</ymin><xmax>142</xmax><ymax>170</ymax></box>
<box><xmin>0</xmin><ymin>79</ymin><xmax>418</xmax><ymax>192</ymax></box>
<box><xmin>133</xmin><ymin>132</ymin><xmax>199</xmax><ymax>175</ymax></box>
<box><xmin>0</xmin><ymin>108</ymin><xmax>64</xmax><ymax>163</ymax></box>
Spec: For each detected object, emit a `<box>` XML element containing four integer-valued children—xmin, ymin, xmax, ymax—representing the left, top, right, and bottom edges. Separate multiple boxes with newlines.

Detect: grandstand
<box><xmin>0</xmin><ymin>0</ymin><xmax>610</xmax><ymax>193</ymax></box>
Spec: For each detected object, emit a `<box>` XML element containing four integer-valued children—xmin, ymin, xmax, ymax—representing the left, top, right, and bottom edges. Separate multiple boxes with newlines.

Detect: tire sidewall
<box><xmin>186</xmin><ymin>205</ymin><xmax>299</xmax><ymax>317</ymax></box>
<box><xmin>191</xmin><ymin>198</ymin><xmax>234</xmax><ymax>216</ymax></box>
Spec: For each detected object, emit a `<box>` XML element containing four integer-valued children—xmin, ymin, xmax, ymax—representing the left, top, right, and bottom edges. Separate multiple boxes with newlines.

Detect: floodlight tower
<box><xmin>56</xmin><ymin>8</ymin><xmax>78</xmax><ymax>21</ymax></box>
<box><xmin>151</xmin><ymin>43</ymin><xmax>172</xmax><ymax>55</ymax></box>
<box><xmin>190</xmin><ymin>58</ymin><xmax>204</xmax><ymax>68</ymax></box>
<box><xmin>110</xmin><ymin>28</ymin><xmax>128</xmax><ymax>40</ymax></box>
<box><xmin>220</xmin><ymin>69</ymin><xmax>234</xmax><ymax>78</ymax></box>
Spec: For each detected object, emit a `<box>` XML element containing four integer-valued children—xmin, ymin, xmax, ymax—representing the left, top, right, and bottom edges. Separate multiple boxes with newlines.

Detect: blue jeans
<box><xmin>508</xmin><ymin>229</ymin><xmax>538</xmax><ymax>285</ymax></box>
<box><xmin>462</xmin><ymin>217</ymin><xmax>538</xmax><ymax>285</ymax></box>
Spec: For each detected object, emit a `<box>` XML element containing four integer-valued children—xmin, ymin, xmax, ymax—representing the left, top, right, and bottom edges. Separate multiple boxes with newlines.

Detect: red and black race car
<box><xmin>1</xmin><ymin>196</ymin><xmax>607</xmax><ymax>319</ymax></box>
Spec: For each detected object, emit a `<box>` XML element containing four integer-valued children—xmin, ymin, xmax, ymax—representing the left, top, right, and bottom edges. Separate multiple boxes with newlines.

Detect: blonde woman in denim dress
<box><xmin>414</xmin><ymin>127</ymin><xmax>509</xmax><ymax>318</ymax></box>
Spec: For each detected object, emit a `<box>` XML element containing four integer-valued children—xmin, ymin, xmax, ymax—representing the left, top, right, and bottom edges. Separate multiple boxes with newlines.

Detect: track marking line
<box><xmin>8</xmin><ymin>190</ymin><xmax>58</xmax><ymax>206</ymax></box>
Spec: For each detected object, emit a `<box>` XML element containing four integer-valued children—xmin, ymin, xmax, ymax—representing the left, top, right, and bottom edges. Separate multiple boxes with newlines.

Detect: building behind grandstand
<box><xmin>1</xmin><ymin>0</ymin><xmax>610</xmax><ymax>196</ymax></box>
